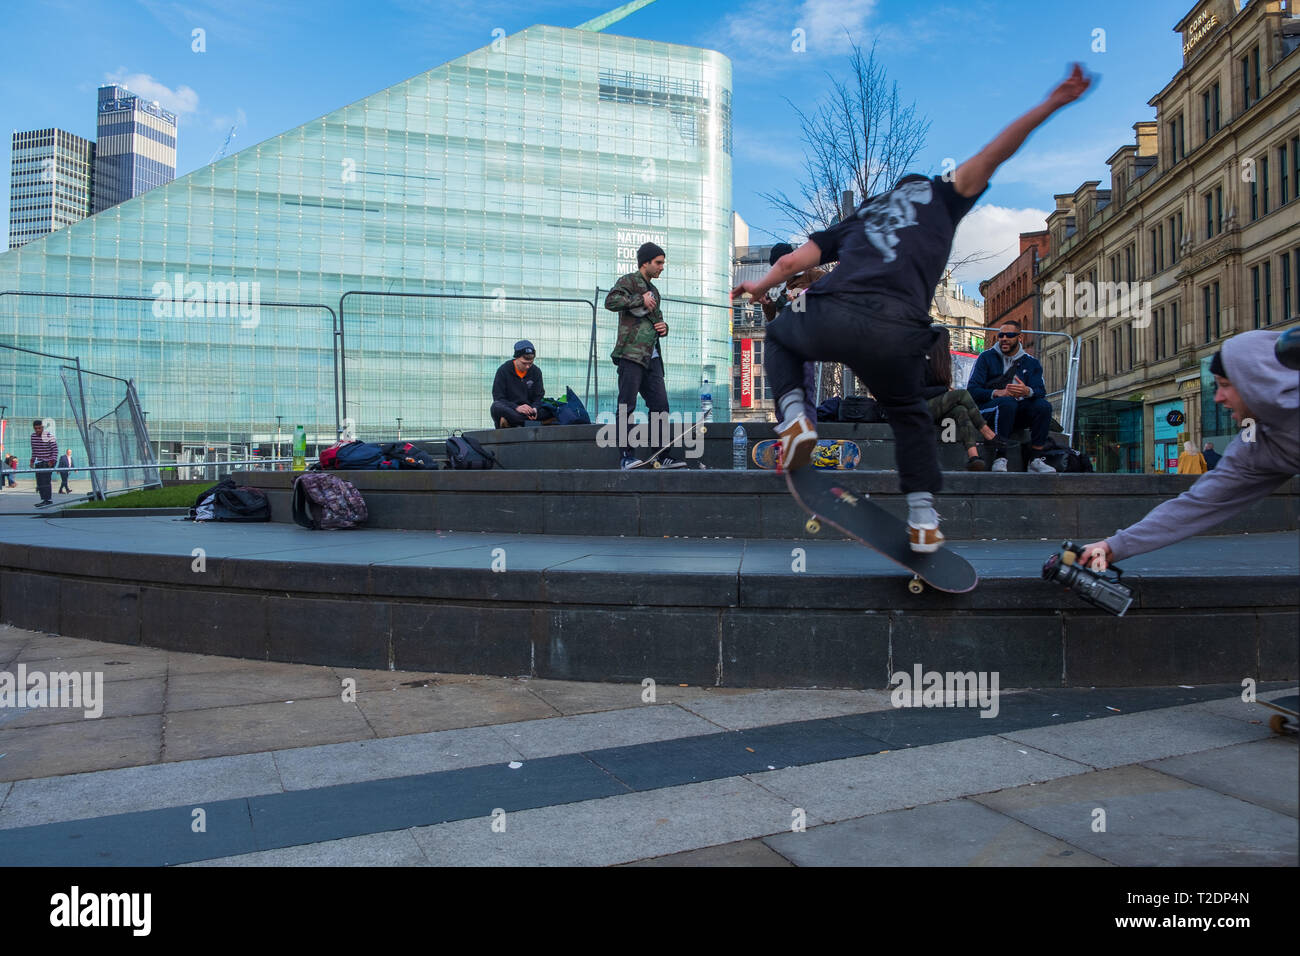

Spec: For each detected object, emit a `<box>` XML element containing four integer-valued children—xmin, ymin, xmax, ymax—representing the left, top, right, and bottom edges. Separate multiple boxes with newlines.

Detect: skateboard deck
<box><xmin>785</xmin><ymin>468</ymin><xmax>978</xmax><ymax>594</ymax></box>
<box><xmin>1258</xmin><ymin>694</ymin><xmax>1299</xmax><ymax>735</ymax></box>
<box><xmin>752</xmin><ymin>439</ymin><xmax>861</xmax><ymax>470</ymax></box>
<box><xmin>627</xmin><ymin>416</ymin><xmax>708</xmax><ymax>469</ymax></box>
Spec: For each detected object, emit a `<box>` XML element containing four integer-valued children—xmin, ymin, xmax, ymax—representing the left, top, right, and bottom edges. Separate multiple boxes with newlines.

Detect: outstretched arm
<box><xmin>953</xmin><ymin>64</ymin><xmax>1094</xmax><ymax>198</ymax></box>
<box><xmin>730</xmin><ymin>241</ymin><xmax>823</xmax><ymax>301</ymax></box>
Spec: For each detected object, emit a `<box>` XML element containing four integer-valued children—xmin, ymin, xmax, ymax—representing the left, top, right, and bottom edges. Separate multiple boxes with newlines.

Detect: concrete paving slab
<box><xmin>1192</xmin><ymin>686</ymin><xmax>1299</xmax><ymax>726</ymax></box>
<box><xmin>971</xmin><ymin>764</ymin><xmax>1299</xmax><ymax>866</ymax></box>
<box><xmin>0</xmin><ymin>713</ymin><xmax>163</xmax><ymax>782</ymax></box>
<box><xmin>0</xmin><ymin>675</ymin><xmax>163</xmax><ymax>729</ymax></box>
<box><xmin>355</xmin><ymin>681</ymin><xmax>560</xmax><ymax>737</ymax></box>
<box><xmin>623</xmin><ymin>837</ymin><xmax>795</xmax><ymax>866</ymax></box>
<box><xmin>5</xmin><ymin>650</ymin><xmax>168</xmax><ymax>682</ymax></box>
<box><xmin>272</xmin><ymin>727</ymin><xmax>524</xmax><ymax>791</ymax></box>
<box><xmin>1142</xmin><ymin>738</ymin><xmax>1299</xmax><ymax>818</ymax></box>
<box><xmin>164</xmin><ymin>664</ymin><xmax>346</xmax><ymax>712</ymax></box>
<box><xmin>408</xmin><ymin>776</ymin><xmax>801</xmax><ymax>866</ymax></box>
<box><xmin>162</xmin><ymin>697</ymin><xmax>372</xmax><ymax>762</ymax></box>
<box><xmin>513</xmin><ymin>677</ymin><xmax>758</xmax><ymax>716</ymax></box>
<box><xmin>764</xmin><ymin>798</ymin><xmax>1113</xmax><ymax>867</ymax></box>
<box><xmin>184</xmin><ymin>828</ymin><xmax>431</xmax><ymax>866</ymax></box>
<box><xmin>1003</xmin><ymin>705</ymin><xmax>1275</xmax><ymax>769</ymax></box>
<box><xmin>0</xmin><ymin>752</ymin><xmax>282</xmax><ymax>829</ymax></box>
<box><xmin>674</xmin><ymin>688</ymin><xmax>895</xmax><ymax>730</ymax></box>
<box><xmin>329</xmin><ymin>666</ymin><xmax>484</xmax><ymax>694</ymax></box>
<box><xmin>3</xmin><ymin>634</ymin><xmax>123</xmax><ymax>660</ymax></box>
<box><xmin>490</xmin><ymin>705</ymin><xmax>721</xmax><ymax>760</ymax></box>
<box><xmin>749</xmin><ymin>736</ymin><xmax>1090</xmax><ymax>823</ymax></box>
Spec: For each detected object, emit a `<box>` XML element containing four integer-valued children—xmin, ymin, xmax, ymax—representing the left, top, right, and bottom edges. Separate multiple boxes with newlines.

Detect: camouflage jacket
<box><xmin>606</xmin><ymin>271</ymin><xmax>665</xmax><ymax>367</ymax></box>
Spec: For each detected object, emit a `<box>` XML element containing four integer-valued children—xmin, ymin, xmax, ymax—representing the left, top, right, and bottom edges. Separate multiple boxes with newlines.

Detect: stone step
<box><xmin>240</xmin><ymin>469</ymin><xmax>1299</xmax><ymax>542</ymax></box>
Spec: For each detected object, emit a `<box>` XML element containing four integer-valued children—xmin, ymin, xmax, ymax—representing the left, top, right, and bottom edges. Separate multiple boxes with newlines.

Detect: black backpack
<box><xmin>840</xmin><ymin>395</ymin><xmax>887</xmax><ymax>423</ymax></box>
<box><xmin>380</xmin><ymin>442</ymin><xmax>441</xmax><ymax>470</ymax></box>
<box><xmin>446</xmin><ymin>434</ymin><xmax>499</xmax><ymax>470</ymax></box>
<box><xmin>189</xmin><ymin>477</ymin><xmax>271</xmax><ymax>522</ymax></box>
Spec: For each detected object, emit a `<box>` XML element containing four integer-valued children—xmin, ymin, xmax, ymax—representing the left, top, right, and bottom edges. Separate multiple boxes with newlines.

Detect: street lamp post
<box><xmin>396</xmin><ymin>417</ymin><xmax>402</xmax><ymax>441</ymax></box>
<box><xmin>275</xmin><ymin>415</ymin><xmax>283</xmax><ymax>469</ymax></box>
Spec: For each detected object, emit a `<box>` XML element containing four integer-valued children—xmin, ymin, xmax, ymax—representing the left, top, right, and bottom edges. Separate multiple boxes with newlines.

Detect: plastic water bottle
<box><xmin>700</xmin><ymin>377</ymin><xmax>712</xmax><ymax>421</ymax></box>
<box><xmin>292</xmin><ymin>425</ymin><xmax>306</xmax><ymax>471</ymax></box>
<box><xmin>732</xmin><ymin>425</ymin><xmax>747</xmax><ymax>470</ymax></box>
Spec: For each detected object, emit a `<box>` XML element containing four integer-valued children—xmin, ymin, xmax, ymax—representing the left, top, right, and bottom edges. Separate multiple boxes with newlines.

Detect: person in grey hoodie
<box><xmin>1080</xmin><ymin>329</ymin><xmax>1299</xmax><ymax>570</ymax></box>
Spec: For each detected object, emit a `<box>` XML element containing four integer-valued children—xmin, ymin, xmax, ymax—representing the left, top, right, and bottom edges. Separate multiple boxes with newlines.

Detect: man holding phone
<box><xmin>966</xmin><ymin>320</ymin><xmax>1055</xmax><ymax>473</ymax></box>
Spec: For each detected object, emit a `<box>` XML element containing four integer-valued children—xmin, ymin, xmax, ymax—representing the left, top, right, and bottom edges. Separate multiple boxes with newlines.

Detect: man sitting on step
<box><xmin>490</xmin><ymin>340</ymin><xmax>555</xmax><ymax>428</ymax></box>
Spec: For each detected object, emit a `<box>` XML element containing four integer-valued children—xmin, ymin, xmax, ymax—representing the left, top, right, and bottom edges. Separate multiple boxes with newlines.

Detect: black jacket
<box><xmin>492</xmin><ymin>360</ymin><xmax>544</xmax><ymax>408</ymax></box>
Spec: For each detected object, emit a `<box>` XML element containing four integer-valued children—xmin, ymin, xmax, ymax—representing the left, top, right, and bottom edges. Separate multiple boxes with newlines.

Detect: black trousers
<box><xmin>34</xmin><ymin>460</ymin><xmax>54</xmax><ymax>502</ymax></box>
<box><xmin>490</xmin><ymin>401</ymin><xmax>555</xmax><ymax>427</ymax></box>
<box><xmin>615</xmin><ymin>355</ymin><xmax>669</xmax><ymax>458</ymax></box>
<box><xmin>979</xmin><ymin>395</ymin><xmax>1052</xmax><ymax>447</ymax></box>
<box><xmin>765</xmin><ymin>292</ymin><xmax>940</xmax><ymax>495</ymax></box>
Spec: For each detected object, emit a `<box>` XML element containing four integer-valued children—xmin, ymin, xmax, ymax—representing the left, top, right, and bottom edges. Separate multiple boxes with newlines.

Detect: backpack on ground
<box><xmin>320</xmin><ymin>441</ymin><xmax>399</xmax><ymax>470</ymax></box>
<box><xmin>1039</xmin><ymin>438</ymin><xmax>1093</xmax><ymax>474</ymax></box>
<box><xmin>840</xmin><ymin>394</ymin><xmax>887</xmax><ymax>423</ymax></box>
<box><xmin>380</xmin><ymin>442</ymin><xmax>441</xmax><ymax>469</ymax></box>
<box><xmin>446</xmin><ymin>434</ymin><xmax>499</xmax><ymax>470</ymax></box>
<box><xmin>189</xmin><ymin>477</ymin><xmax>271</xmax><ymax>522</ymax></box>
<box><xmin>292</xmin><ymin>473</ymin><xmax>368</xmax><ymax>529</ymax></box>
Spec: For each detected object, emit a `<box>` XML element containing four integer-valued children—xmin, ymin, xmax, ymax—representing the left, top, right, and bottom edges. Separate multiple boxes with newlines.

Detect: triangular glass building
<box><xmin>0</xmin><ymin>23</ymin><xmax>732</xmax><ymax>461</ymax></box>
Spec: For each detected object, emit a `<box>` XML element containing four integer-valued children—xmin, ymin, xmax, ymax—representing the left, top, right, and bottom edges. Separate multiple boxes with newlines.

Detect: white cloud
<box><xmin>949</xmin><ymin>203</ymin><xmax>1051</xmax><ymax>290</ymax></box>
<box><xmin>104</xmin><ymin>70</ymin><xmax>199</xmax><ymax>115</ymax></box>
<box><xmin>722</xmin><ymin>0</ymin><xmax>878</xmax><ymax>58</ymax></box>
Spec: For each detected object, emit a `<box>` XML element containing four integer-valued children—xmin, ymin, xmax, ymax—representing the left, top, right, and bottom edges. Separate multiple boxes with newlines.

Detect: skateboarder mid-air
<box><xmin>731</xmin><ymin>64</ymin><xmax>1093</xmax><ymax>553</ymax></box>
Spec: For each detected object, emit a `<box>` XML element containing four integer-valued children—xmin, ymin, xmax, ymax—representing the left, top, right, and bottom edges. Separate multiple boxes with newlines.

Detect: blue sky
<box><xmin>2</xmin><ymin>0</ymin><xmax>1199</xmax><ymax>294</ymax></box>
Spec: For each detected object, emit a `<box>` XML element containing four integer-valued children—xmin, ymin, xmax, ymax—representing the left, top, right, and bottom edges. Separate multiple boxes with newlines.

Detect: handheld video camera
<box><xmin>1041</xmin><ymin>541</ymin><xmax>1134</xmax><ymax>617</ymax></box>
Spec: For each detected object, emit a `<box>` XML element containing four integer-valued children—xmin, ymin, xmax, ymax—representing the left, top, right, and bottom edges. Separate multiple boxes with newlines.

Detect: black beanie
<box><xmin>769</xmin><ymin>243</ymin><xmax>794</xmax><ymax>266</ymax></box>
<box><xmin>1209</xmin><ymin>350</ymin><xmax>1226</xmax><ymax>378</ymax></box>
<box><xmin>637</xmin><ymin>242</ymin><xmax>665</xmax><ymax>267</ymax></box>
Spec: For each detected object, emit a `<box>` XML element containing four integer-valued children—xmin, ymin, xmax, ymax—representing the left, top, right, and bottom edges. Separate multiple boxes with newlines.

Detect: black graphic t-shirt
<box><xmin>805</xmin><ymin>176</ymin><xmax>985</xmax><ymax>315</ymax></box>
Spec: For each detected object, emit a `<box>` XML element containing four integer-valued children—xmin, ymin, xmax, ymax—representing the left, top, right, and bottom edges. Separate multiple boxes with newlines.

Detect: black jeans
<box><xmin>34</xmin><ymin>460</ymin><xmax>54</xmax><ymax>502</ymax></box>
<box><xmin>490</xmin><ymin>401</ymin><xmax>555</xmax><ymax>427</ymax></box>
<box><xmin>979</xmin><ymin>395</ymin><xmax>1052</xmax><ymax>447</ymax></box>
<box><xmin>765</xmin><ymin>293</ymin><xmax>941</xmax><ymax>494</ymax></box>
<box><xmin>615</xmin><ymin>355</ymin><xmax>669</xmax><ymax>458</ymax></box>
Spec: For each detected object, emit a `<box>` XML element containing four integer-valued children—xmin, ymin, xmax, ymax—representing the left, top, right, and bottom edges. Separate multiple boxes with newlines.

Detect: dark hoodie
<box><xmin>1106</xmin><ymin>330</ymin><xmax>1300</xmax><ymax>561</ymax></box>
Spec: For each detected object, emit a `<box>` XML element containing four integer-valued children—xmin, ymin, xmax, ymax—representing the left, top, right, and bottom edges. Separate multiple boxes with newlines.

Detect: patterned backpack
<box><xmin>292</xmin><ymin>473</ymin><xmax>368</xmax><ymax>530</ymax></box>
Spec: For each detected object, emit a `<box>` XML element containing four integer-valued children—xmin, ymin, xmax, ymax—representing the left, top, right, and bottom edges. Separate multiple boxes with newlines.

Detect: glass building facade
<box><xmin>0</xmin><ymin>25</ymin><xmax>733</xmax><ymax>463</ymax></box>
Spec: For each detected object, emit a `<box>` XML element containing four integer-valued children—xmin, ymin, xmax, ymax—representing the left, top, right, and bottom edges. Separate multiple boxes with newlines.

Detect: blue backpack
<box><xmin>325</xmin><ymin>441</ymin><xmax>400</xmax><ymax>470</ymax></box>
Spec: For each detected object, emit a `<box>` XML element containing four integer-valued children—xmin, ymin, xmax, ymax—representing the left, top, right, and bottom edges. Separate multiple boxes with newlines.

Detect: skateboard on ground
<box><xmin>627</xmin><ymin>415</ymin><xmax>708</xmax><ymax>469</ymax></box>
<box><xmin>784</xmin><ymin>467</ymin><xmax>978</xmax><ymax>594</ymax></box>
<box><xmin>752</xmin><ymin>439</ymin><xmax>861</xmax><ymax>470</ymax></box>
<box><xmin>1258</xmin><ymin>694</ymin><xmax>1299</xmax><ymax>735</ymax></box>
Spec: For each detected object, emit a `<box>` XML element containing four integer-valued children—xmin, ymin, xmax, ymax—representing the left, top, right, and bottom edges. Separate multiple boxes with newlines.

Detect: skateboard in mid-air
<box><xmin>1258</xmin><ymin>694</ymin><xmax>1299</xmax><ymax>735</ymax></box>
<box><xmin>784</xmin><ymin>467</ymin><xmax>978</xmax><ymax>594</ymax></box>
<box><xmin>752</xmin><ymin>438</ymin><xmax>860</xmax><ymax>470</ymax></box>
<box><xmin>627</xmin><ymin>416</ymin><xmax>708</xmax><ymax>469</ymax></box>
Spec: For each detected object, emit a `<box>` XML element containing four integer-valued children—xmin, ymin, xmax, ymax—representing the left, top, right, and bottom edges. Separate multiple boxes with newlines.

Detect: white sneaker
<box><xmin>1027</xmin><ymin>457</ymin><xmax>1056</xmax><ymax>474</ymax></box>
<box><xmin>991</xmin><ymin>457</ymin><xmax>1008</xmax><ymax>472</ymax></box>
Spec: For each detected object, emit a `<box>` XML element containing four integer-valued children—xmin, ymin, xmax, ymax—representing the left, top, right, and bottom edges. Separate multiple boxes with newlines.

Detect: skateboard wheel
<box><xmin>652</xmin><ymin>461</ymin><xmax>662</xmax><ymax>469</ymax></box>
<box><xmin>908</xmin><ymin>576</ymin><xmax>924</xmax><ymax>595</ymax></box>
<box><xmin>1269</xmin><ymin>714</ymin><xmax>1286</xmax><ymax>734</ymax></box>
<box><xmin>805</xmin><ymin>518</ymin><xmax>820</xmax><ymax>534</ymax></box>
<box><xmin>699</xmin><ymin>426</ymin><xmax>706</xmax><ymax>436</ymax></box>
